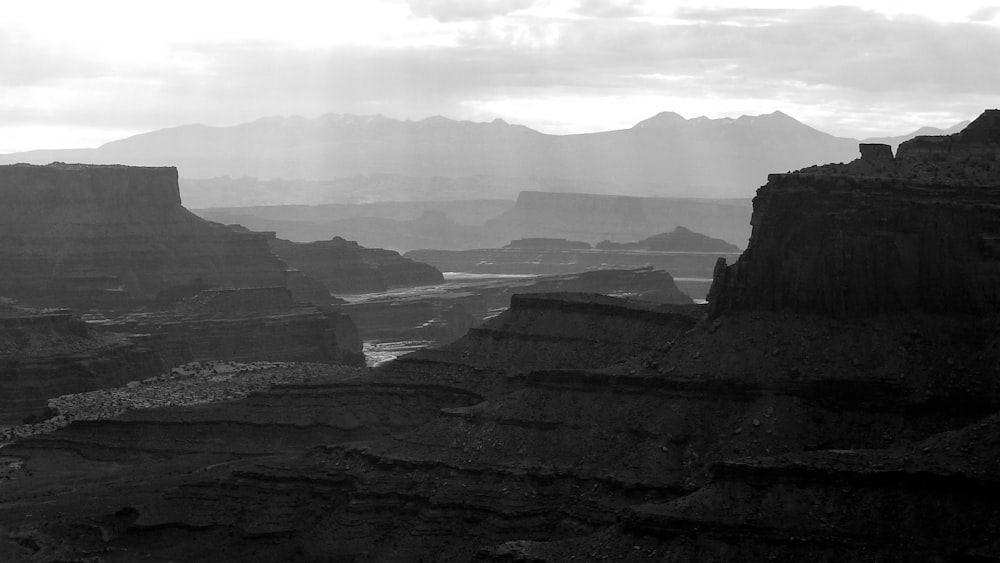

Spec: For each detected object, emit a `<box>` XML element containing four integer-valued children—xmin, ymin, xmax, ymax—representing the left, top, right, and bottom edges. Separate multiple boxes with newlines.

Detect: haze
<box><xmin>2</xmin><ymin>0</ymin><xmax>998</xmax><ymax>153</ymax></box>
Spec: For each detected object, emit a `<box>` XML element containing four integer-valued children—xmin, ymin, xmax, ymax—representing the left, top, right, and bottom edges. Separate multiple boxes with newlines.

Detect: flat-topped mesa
<box><xmin>0</xmin><ymin>162</ymin><xmax>181</xmax><ymax>209</ymax></box>
<box><xmin>0</xmin><ymin>163</ymin><xmax>304</xmax><ymax>309</ymax></box>
<box><xmin>709</xmin><ymin>109</ymin><xmax>1000</xmax><ymax>317</ymax></box>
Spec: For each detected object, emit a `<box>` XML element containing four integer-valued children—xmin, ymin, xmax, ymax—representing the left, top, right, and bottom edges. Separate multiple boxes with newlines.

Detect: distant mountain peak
<box><xmin>418</xmin><ymin>115</ymin><xmax>454</xmax><ymax>126</ymax></box>
<box><xmin>734</xmin><ymin>110</ymin><xmax>804</xmax><ymax>127</ymax></box>
<box><xmin>632</xmin><ymin>109</ymin><xmax>812</xmax><ymax>133</ymax></box>
<box><xmin>632</xmin><ymin>111</ymin><xmax>686</xmax><ymax>129</ymax></box>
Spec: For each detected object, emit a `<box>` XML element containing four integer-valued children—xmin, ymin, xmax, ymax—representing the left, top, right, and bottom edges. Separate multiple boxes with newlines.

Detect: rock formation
<box><xmin>0</xmin><ymin>163</ymin><xmax>319</xmax><ymax>310</ymax></box>
<box><xmin>1</xmin><ymin>112</ymin><xmax>998</xmax><ymax>562</ymax></box>
<box><xmin>0</xmin><ymin>300</ymin><xmax>164</xmax><ymax>424</ymax></box>
<box><xmin>597</xmin><ymin>226</ymin><xmax>741</xmax><ymax>252</ymax></box>
<box><xmin>98</xmin><ymin>287</ymin><xmax>364</xmax><ymax>366</ymax></box>
<box><xmin>339</xmin><ymin>267</ymin><xmax>691</xmax><ymax>345</ymax></box>
<box><xmin>638</xmin><ymin>226</ymin><xmax>741</xmax><ymax>252</ymax></box>
<box><xmin>486</xmin><ymin>190</ymin><xmax>752</xmax><ymax>249</ymax></box>
<box><xmin>709</xmin><ymin>109</ymin><xmax>1000</xmax><ymax>317</ymax></box>
<box><xmin>269</xmin><ymin>235</ymin><xmax>444</xmax><ymax>294</ymax></box>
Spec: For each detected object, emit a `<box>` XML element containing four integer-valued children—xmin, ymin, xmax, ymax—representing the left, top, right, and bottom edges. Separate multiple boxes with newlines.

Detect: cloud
<box><xmin>407</xmin><ymin>0</ymin><xmax>533</xmax><ymax>22</ymax></box>
<box><xmin>968</xmin><ymin>6</ymin><xmax>1000</xmax><ymax>21</ymax></box>
<box><xmin>1</xmin><ymin>4</ymin><xmax>998</xmax><ymax>149</ymax></box>
<box><xmin>573</xmin><ymin>0</ymin><xmax>645</xmax><ymax>19</ymax></box>
<box><xmin>0</xmin><ymin>30</ymin><xmax>106</xmax><ymax>86</ymax></box>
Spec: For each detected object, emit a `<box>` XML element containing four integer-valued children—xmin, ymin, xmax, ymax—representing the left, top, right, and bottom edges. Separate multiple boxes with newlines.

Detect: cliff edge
<box><xmin>0</xmin><ymin>163</ymin><xmax>298</xmax><ymax>309</ymax></box>
<box><xmin>709</xmin><ymin>109</ymin><xmax>1000</xmax><ymax>317</ymax></box>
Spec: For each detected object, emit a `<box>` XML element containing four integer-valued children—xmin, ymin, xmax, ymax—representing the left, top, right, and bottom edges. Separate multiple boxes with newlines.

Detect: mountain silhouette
<box><xmin>0</xmin><ymin>112</ymin><xmax>967</xmax><ymax>199</ymax></box>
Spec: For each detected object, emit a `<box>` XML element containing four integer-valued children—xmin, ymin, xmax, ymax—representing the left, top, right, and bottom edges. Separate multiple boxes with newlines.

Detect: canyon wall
<box><xmin>269</xmin><ymin>236</ymin><xmax>444</xmax><ymax>294</ymax></box>
<box><xmin>100</xmin><ymin>287</ymin><xmax>364</xmax><ymax>366</ymax></box>
<box><xmin>2</xmin><ymin>114</ymin><xmax>1000</xmax><ymax>561</ymax></box>
<box><xmin>0</xmin><ymin>302</ymin><xmax>163</xmax><ymax>424</ymax></box>
<box><xmin>709</xmin><ymin>109</ymin><xmax>1000</xmax><ymax>317</ymax></box>
<box><xmin>0</xmin><ymin>163</ymin><xmax>301</xmax><ymax>309</ymax></box>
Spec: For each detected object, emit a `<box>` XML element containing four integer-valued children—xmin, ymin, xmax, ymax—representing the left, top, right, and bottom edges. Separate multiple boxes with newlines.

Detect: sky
<box><xmin>1</xmin><ymin>0</ymin><xmax>999</xmax><ymax>153</ymax></box>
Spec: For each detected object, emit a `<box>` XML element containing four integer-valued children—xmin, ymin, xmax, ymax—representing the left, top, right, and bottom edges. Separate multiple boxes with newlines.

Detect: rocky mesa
<box><xmin>0</xmin><ymin>163</ymin><xmax>309</xmax><ymax>310</ymax></box>
<box><xmin>709</xmin><ymin>109</ymin><xmax>1000</xmax><ymax>317</ymax></box>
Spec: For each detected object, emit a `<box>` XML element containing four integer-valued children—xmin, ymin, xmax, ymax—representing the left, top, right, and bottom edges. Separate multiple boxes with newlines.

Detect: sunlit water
<box><xmin>363</xmin><ymin>339</ymin><xmax>435</xmax><ymax>367</ymax></box>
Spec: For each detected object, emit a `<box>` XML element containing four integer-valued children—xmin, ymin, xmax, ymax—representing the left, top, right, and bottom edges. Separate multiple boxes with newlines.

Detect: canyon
<box><xmin>196</xmin><ymin>191</ymin><xmax>753</xmax><ymax>253</ymax></box>
<box><xmin>0</xmin><ymin>163</ymin><xmax>447</xmax><ymax>422</ymax></box>
<box><xmin>0</xmin><ymin>111</ymin><xmax>997</xmax><ymax>561</ymax></box>
<box><xmin>0</xmin><ymin>301</ymin><xmax>163</xmax><ymax>425</ymax></box>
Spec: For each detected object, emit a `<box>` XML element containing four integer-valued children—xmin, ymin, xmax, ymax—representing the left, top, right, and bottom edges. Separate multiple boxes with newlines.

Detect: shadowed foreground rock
<box><xmin>0</xmin><ymin>300</ymin><xmax>163</xmax><ymax>425</ymax></box>
<box><xmin>98</xmin><ymin>287</ymin><xmax>364</xmax><ymax>366</ymax></box>
<box><xmin>709</xmin><ymin>109</ymin><xmax>1000</xmax><ymax>317</ymax></box>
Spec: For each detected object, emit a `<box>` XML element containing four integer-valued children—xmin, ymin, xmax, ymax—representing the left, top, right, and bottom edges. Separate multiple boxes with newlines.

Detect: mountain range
<box><xmin>0</xmin><ymin>112</ymin><xmax>968</xmax><ymax>203</ymax></box>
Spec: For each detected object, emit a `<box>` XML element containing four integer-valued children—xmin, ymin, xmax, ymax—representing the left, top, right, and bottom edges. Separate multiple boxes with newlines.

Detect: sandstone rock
<box><xmin>0</xmin><ymin>163</ymin><xmax>317</xmax><ymax>310</ymax></box>
<box><xmin>98</xmin><ymin>287</ymin><xmax>364</xmax><ymax>367</ymax></box>
<box><xmin>0</xmin><ymin>302</ymin><xmax>162</xmax><ymax>424</ymax></box>
<box><xmin>709</xmin><ymin>110</ymin><xmax>1000</xmax><ymax>317</ymax></box>
<box><xmin>637</xmin><ymin>226</ymin><xmax>740</xmax><ymax>252</ymax></box>
<box><xmin>269</xmin><ymin>235</ymin><xmax>443</xmax><ymax>294</ymax></box>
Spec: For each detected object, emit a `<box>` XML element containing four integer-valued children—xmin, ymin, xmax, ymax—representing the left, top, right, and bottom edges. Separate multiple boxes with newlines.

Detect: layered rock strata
<box><xmin>2</xmin><ymin>294</ymin><xmax>997</xmax><ymax>561</ymax></box>
<box><xmin>1</xmin><ymin>113</ymin><xmax>999</xmax><ymax>562</ymax></box>
<box><xmin>710</xmin><ymin>109</ymin><xmax>1000</xmax><ymax>317</ymax></box>
<box><xmin>0</xmin><ymin>163</ymin><xmax>315</xmax><ymax>310</ymax></box>
<box><xmin>98</xmin><ymin>287</ymin><xmax>364</xmax><ymax>366</ymax></box>
<box><xmin>0</xmin><ymin>301</ymin><xmax>163</xmax><ymax>425</ymax></box>
<box><xmin>269</xmin><ymin>235</ymin><xmax>444</xmax><ymax>294</ymax></box>
<box><xmin>339</xmin><ymin>267</ymin><xmax>691</xmax><ymax>345</ymax></box>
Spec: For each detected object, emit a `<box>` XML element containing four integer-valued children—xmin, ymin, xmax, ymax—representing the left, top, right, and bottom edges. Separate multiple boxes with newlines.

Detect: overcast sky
<box><xmin>2</xmin><ymin>0</ymin><xmax>998</xmax><ymax>153</ymax></box>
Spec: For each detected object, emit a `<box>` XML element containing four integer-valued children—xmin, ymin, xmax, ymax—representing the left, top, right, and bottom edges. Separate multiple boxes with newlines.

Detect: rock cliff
<box><xmin>98</xmin><ymin>287</ymin><xmax>364</xmax><ymax>366</ymax></box>
<box><xmin>3</xmin><ymin>292</ymin><xmax>997</xmax><ymax>561</ymax></box>
<box><xmin>0</xmin><ymin>163</ymin><xmax>311</xmax><ymax>309</ymax></box>
<box><xmin>269</xmin><ymin>236</ymin><xmax>444</xmax><ymax>294</ymax></box>
<box><xmin>0</xmin><ymin>301</ymin><xmax>163</xmax><ymax>425</ymax></box>
<box><xmin>709</xmin><ymin>109</ymin><xmax>1000</xmax><ymax>317</ymax></box>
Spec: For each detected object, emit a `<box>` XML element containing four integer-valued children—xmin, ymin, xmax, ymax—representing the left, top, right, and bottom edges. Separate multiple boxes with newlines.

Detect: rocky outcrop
<box><xmin>486</xmin><ymin>190</ymin><xmax>752</xmax><ymax>249</ymax></box>
<box><xmin>97</xmin><ymin>287</ymin><xmax>364</xmax><ymax>366</ymax></box>
<box><xmin>596</xmin><ymin>226</ymin><xmax>741</xmax><ymax>252</ymax></box>
<box><xmin>269</xmin><ymin>235</ymin><xmax>443</xmax><ymax>294</ymax></box>
<box><xmin>0</xmin><ymin>163</ymin><xmax>315</xmax><ymax>310</ymax></box>
<box><xmin>638</xmin><ymin>226</ymin><xmax>740</xmax><ymax>252</ymax></box>
<box><xmin>0</xmin><ymin>301</ymin><xmax>163</xmax><ymax>424</ymax></box>
<box><xmin>709</xmin><ymin>109</ymin><xmax>1000</xmax><ymax>317</ymax></box>
<box><xmin>418</xmin><ymin>293</ymin><xmax>700</xmax><ymax>372</ymax></box>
